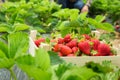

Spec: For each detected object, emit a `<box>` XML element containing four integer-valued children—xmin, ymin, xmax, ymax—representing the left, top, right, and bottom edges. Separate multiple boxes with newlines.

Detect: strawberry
<box><xmin>78</xmin><ymin>41</ymin><xmax>91</xmax><ymax>55</ymax></box>
<box><xmin>72</xmin><ymin>47</ymin><xmax>79</xmax><ymax>54</ymax></box>
<box><xmin>109</xmin><ymin>53</ymin><xmax>114</xmax><ymax>56</ymax></box>
<box><xmin>53</xmin><ymin>44</ymin><xmax>63</xmax><ymax>52</ymax></box>
<box><xmin>66</xmin><ymin>39</ymin><xmax>77</xmax><ymax>48</ymax></box>
<box><xmin>34</xmin><ymin>40</ymin><xmax>40</xmax><ymax>47</ymax></box>
<box><xmin>82</xmin><ymin>34</ymin><xmax>91</xmax><ymax>40</ymax></box>
<box><xmin>34</xmin><ymin>38</ymin><xmax>45</xmax><ymax>47</ymax></box>
<box><xmin>64</xmin><ymin>34</ymin><xmax>72</xmax><ymax>43</ymax></box>
<box><xmin>115</xmin><ymin>25</ymin><xmax>120</xmax><ymax>32</ymax></box>
<box><xmin>67</xmin><ymin>54</ymin><xmax>75</xmax><ymax>57</ymax></box>
<box><xmin>58</xmin><ymin>52</ymin><xmax>63</xmax><ymax>57</ymax></box>
<box><xmin>91</xmin><ymin>39</ymin><xmax>100</xmax><ymax>50</ymax></box>
<box><xmin>94</xmin><ymin>52</ymin><xmax>102</xmax><ymax>56</ymax></box>
<box><xmin>58</xmin><ymin>38</ymin><xmax>64</xmax><ymax>44</ymax></box>
<box><xmin>50</xmin><ymin>39</ymin><xmax>57</xmax><ymax>43</ymax></box>
<box><xmin>97</xmin><ymin>43</ymin><xmax>111</xmax><ymax>56</ymax></box>
<box><xmin>60</xmin><ymin>45</ymin><xmax>72</xmax><ymax>56</ymax></box>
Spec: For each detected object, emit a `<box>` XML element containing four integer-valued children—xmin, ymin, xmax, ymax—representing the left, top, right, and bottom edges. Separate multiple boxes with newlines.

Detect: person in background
<box><xmin>0</xmin><ymin>0</ymin><xmax>5</xmax><ymax>2</ymax></box>
<box><xmin>57</xmin><ymin>0</ymin><xmax>92</xmax><ymax>13</ymax></box>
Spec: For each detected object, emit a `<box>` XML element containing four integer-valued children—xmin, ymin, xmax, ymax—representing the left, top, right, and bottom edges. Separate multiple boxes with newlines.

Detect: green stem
<box><xmin>9</xmin><ymin>68</ymin><xmax>17</xmax><ymax>80</ymax></box>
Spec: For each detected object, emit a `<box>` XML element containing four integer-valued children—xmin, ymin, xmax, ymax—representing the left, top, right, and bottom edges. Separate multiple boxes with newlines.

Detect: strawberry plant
<box><xmin>53</xmin><ymin>12</ymin><xmax>114</xmax><ymax>36</ymax></box>
<box><xmin>89</xmin><ymin>0</ymin><xmax>120</xmax><ymax>23</ymax></box>
<box><xmin>0</xmin><ymin>32</ymin><xmax>52</xmax><ymax>80</ymax></box>
<box><xmin>0</xmin><ymin>0</ymin><xmax>61</xmax><ymax>34</ymax></box>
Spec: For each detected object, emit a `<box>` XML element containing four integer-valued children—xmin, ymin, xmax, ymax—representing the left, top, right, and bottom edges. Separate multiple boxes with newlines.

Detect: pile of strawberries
<box><xmin>52</xmin><ymin>34</ymin><xmax>115</xmax><ymax>57</ymax></box>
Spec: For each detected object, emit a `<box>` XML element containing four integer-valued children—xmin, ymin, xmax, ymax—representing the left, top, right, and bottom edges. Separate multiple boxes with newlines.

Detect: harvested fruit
<box><xmin>34</xmin><ymin>38</ymin><xmax>45</xmax><ymax>47</ymax></box>
<box><xmin>78</xmin><ymin>41</ymin><xmax>91</xmax><ymax>55</ymax></box>
<box><xmin>64</xmin><ymin>34</ymin><xmax>72</xmax><ymax>43</ymax></box>
<box><xmin>60</xmin><ymin>45</ymin><xmax>72</xmax><ymax>56</ymax></box>
<box><xmin>52</xmin><ymin>34</ymin><xmax>116</xmax><ymax>56</ymax></box>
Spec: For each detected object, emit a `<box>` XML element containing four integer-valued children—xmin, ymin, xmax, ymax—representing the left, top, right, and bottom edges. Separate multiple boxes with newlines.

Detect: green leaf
<box><xmin>0</xmin><ymin>58</ymin><xmax>14</xmax><ymax>69</ymax></box>
<box><xmin>0</xmin><ymin>41</ymin><xmax>8</xmax><ymax>58</ymax></box>
<box><xmin>60</xmin><ymin>67</ymin><xmax>99</xmax><ymax>80</ymax></box>
<box><xmin>60</xmin><ymin>28</ymin><xmax>71</xmax><ymax>37</ymax></box>
<box><xmin>95</xmin><ymin>15</ymin><xmax>106</xmax><ymax>23</ymax></box>
<box><xmin>0</xmin><ymin>27</ymin><xmax>9</xmax><ymax>32</ymax></box>
<box><xmin>69</xmin><ymin>9</ymin><xmax>79</xmax><ymax>21</ymax></box>
<box><xmin>16</xmin><ymin>55</ymin><xmax>35</xmax><ymax>65</ymax></box>
<box><xmin>55</xmin><ymin>63</ymin><xmax>75</xmax><ymax>80</ymax></box>
<box><xmin>85</xmin><ymin>61</ymin><xmax>113</xmax><ymax>73</ymax></box>
<box><xmin>102</xmin><ymin>23</ymin><xmax>114</xmax><ymax>32</ymax></box>
<box><xmin>88</xmin><ymin>18</ymin><xmax>114</xmax><ymax>32</ymax></box>
<box><xmin>13</xmin><ymin>23</ymin><xmax>29</xmax><ymax>32</ymax></box>
<box><xmin>0</xmin><ymin>50</ymin><xmax>6</xmax><ymax>58</ymax></box>
<box><xmin>57</xmin><ymin>21</ymin><xmax>70</xmax><ymax>30</ymax></box>
<box><xmin>8</xmin><ymin>32</ymin><xmax>29</xmax><ymax>59</ymax></box>
<box><xmin>48</xmin><ymin>51</ymin><xmax>64</xmax><ymax>65</ymax></box>
<box><xmin>18</xmin><ymin>64</ymin><xmax>51</xmax><ymax>80</ymax></box>
<box><xmin>78</xmin><ymin>12</ymin><xmax>88</xmax><ymax>20</ymax></box>
<box><xmin>0</xmin><ymin>24</ymin><xmax>10</xmax><ymax>32</ymax></box>
<box><xmin>33</xmin><ymin>27</ymin><xmax>46</xmax><ymax>33</ymax></box>
<box><xmin>35</xmin><ymin>48</ymin><xmax>50</xmax><ymax>70</ymax></box>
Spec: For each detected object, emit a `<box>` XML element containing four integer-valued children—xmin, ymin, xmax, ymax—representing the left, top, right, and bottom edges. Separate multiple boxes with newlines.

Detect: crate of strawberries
<box><xmin>33</xmin><ymin>33</ymin><xmax>120</xmax><ymax>66</ymax></box>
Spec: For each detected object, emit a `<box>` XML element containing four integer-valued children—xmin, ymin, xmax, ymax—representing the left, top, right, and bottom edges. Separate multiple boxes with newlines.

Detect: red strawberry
<box><xmin>34</xmin><ymin>38</ymin><xmax>45</xmax><ymax>47</ymax></box>
<box><xmin>82</xmin><ymin>34</ymin><xmax>91</xmax><ymax>40</ymax></box>
<box><xmin>34</xmin><ymin>40</ymin><xmax>40</xmax><ymax>47</ymax></box>
<box><xmin>78</xmin><ymin>41</ymin><xmax>91</xmax><ymax>55</ymax></box>
<box><xmin>60</xmin><ymin>45</ymin><xmax>72</xmax><ymax>56</ymax></box>
<box><xmin>109</xmin><ymin>53</ymin><xmax>114</xmax><ymax>56</ymax></box>
<box><xmin>97</xmin><ymin>43</ymin><xmax>111</xmax><ymax>56</ymax></box>
<box><xmin>67</xmin><ymin>54</ymin><xmax>75</xmax><ymax>57</ymax></box>
<box><xmin>66</xmin><ymin>39</ymin><xmax>77</xmax><ymax>48</ymax></box>
<box><xmin>58</xmin><ymin>52</ymin><xmax>63</xmax><ymax>57</ymax></box>
<box><xmin>115</xmin><ymin>25</ymin><xmax>120</xmax><ymax>29</ymax></box>
<box><xmin>72</xmin><ymin>47</ymin><xmax>79</xmax><ymax>54</ymax></box>
<box><xmin>58</xmin><ymin>38</ymin><xmax>64</xmax><ymax>44</ymax></box>
<box><xmin>50</xmin><ymin>39</ymin><xmax>57</xmax><ymax>43</ymax></box>
<box><xmin>91</xmin><ymin>39</ymin><xmax>100</xmax><ymax>50</ymax></box>
<box><xmin>53</xmin><ymin>44</ymin><xmax>63</xmax><ymax>52</ymax></box>
<box><xmin>115</xmin><ymin>25</ymin><xmax>120</xmax><ymax>32</ymax></box>
<box><xmin>64</xmin><ymin>34</ymin><xmax>72</xmax><ymax>43</ymax></box>
<box><xmin>94</xmin><ymin>52</ymin><xmax>102</xmax><ymax>56</ymax></box>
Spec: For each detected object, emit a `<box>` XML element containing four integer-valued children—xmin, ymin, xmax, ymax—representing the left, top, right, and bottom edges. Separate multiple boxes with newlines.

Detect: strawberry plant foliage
<box><xmin>48</xmin><ymin>51</ymin><xmax>64</xmax><ymax>65</ymax></box>
<box><xmin>0</xmin><ymin>32</ymin><xmax>29</xmax><ymax>68</ymax></box>
<box><xmin>56</xmin><ymin>12</ymin><xmax>114</xmax><ymax>36</ymax></box>
<box><xmin>0</xmin><ymin>0</ymin><xmax>61</xmax><ymax>34</ymax></box>
<box><xmin>35</xmin><ymin>48</ymin><xmax>50</xmax><ymax>70</ymax></box>
<box><xmin>89</xmin><ymin>0</ymin><xmax>120</xmax><ymax>23</ymax></box>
